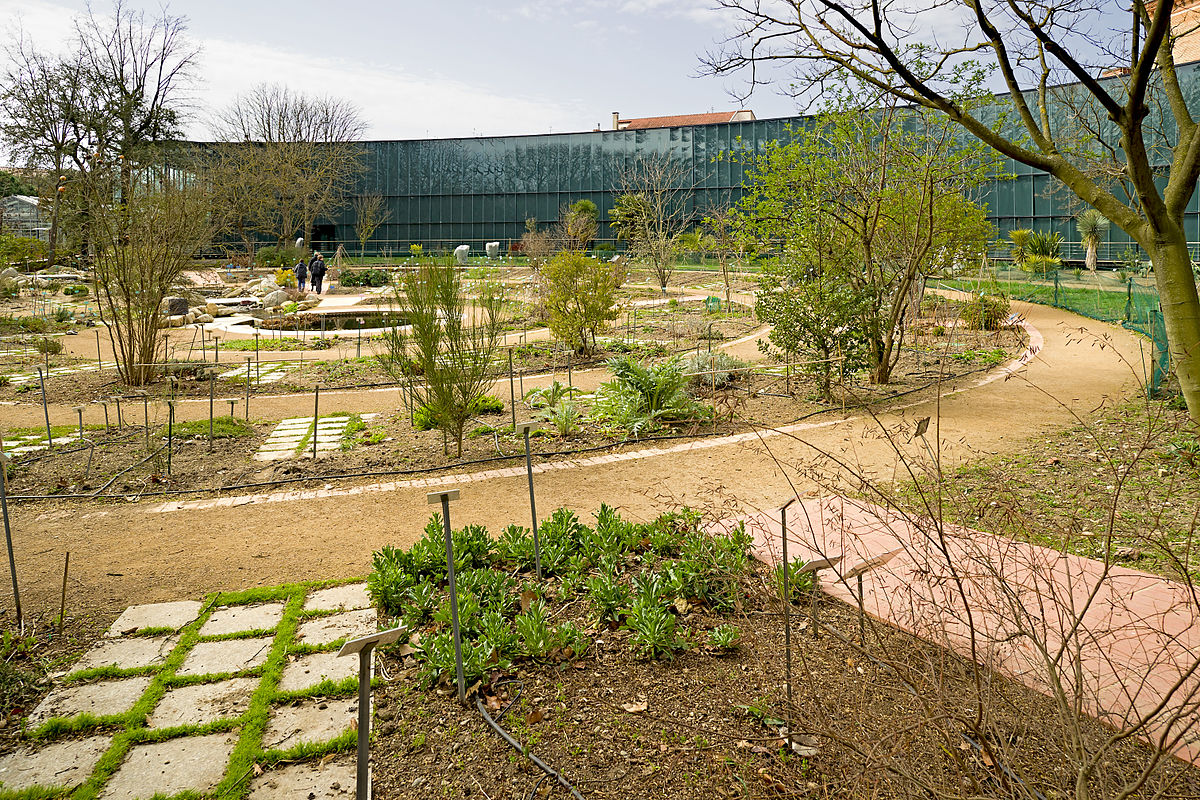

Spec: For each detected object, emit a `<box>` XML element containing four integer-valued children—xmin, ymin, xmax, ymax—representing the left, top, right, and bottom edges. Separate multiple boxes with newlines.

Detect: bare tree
<box><xmin>610</xmin><ymin>155</ymin><xmax>691</xmax><ymax>293</ymax></box>
<box><xmin>86</xmin><ymin>153</ymin><xmax>215</xmax><ymax>386</ymax></box>
<box><xmin>213</xmin><ymin>84</ymin><xmax>366</xmax><ymax>247</ymax></box>
<box><xmin>353</xmin><ymin>194</ymin><xmax>391</xmax><ymax>256</ymax></box>
<box><xmin>0</xmin><ymin>1</ymin><xmax>198</xmax><ymax>261</ymax></box>
<box><xmin>703</xmin><ymin>0</ymin><xmax>1200</xmax><ymax>422</ymax></box>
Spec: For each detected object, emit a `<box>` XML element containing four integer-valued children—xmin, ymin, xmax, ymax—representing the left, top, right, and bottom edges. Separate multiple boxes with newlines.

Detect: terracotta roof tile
<box><xmin>618</xmin><ymin>111</ymin><xmax>752</xmax><ymax>130</ymax></box>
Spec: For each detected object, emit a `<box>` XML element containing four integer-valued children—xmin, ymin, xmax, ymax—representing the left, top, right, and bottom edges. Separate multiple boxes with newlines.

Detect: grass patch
<box><xmin>157</xmin><ymin>416</ymin><xmax>256</xmax><ymax>440</ymax></box>
<box><xmin>220</xmin><ymin>337</ymin><xmax>321</xmax><ymax>352</ymax></box>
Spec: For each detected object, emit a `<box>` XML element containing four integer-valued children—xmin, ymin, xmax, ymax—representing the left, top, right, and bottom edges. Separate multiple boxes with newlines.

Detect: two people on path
<box><xmin>308</xmin><ymin>252</ymin><xmax>327</xmax><ymax>294</ymax></box>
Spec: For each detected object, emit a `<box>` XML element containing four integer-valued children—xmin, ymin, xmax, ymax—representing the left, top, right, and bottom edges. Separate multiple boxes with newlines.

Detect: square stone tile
<box><xmin>147</xmin><ymin>677</ymin><xmax>258</xmax><ymax>729</ymax></box>
<box><xmin>277</xmin><ymin>652</ymin><xmax>356</xmax><ymax>693</ymax></box>
<box><xmin>99</xmin><ymin>732</ymin><xmax>237</xmax><ymax>800</ymax></box>
<box><xmin>27</xmin><ymin>676</ymin><xmax>152</xmax><ymax>728</ymax></box>
<box><xmin>200</xmin><ymin>603</ymin><xmax>285</xmax><ymax>636</ymax></box>
<box><xmin>304</xmin><ymin>584</ymin><xmax>370</xmax><ymax>612</ymax></box>
<box><xmin>177</xmin><ymin>636</ymin><xmax>274</xmax><ymax>677</ymax></box>
<box><xmin>248</xmin><ymin>756</ymin><xmax>355</xmax><ymax>799</ymax></box>
<box><xmin>261</xmin><ymin>699</ymin><xmax>357</xmax><ymax>750</ymax></box>
<box><xmin>105</xmin><ymin>601</ymin><xmax>203</xmax><ymax>636</ymax></box>
<box><xmin>0</xmin><ymin>734</ymin><xmax>111</xmax><ymax>791</ymax></box>
<box><xmin>73</xmin><ymin>635</ymin><xmax>178</xmax><ymax>672</ymax></box>
<box><xmin>297</xmin><ymin>609</ymin><xmax>377</xmax><ymax>646</ymax></box>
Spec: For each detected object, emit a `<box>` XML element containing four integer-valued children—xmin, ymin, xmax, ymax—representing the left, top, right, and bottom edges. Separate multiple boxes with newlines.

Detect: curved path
<box><xmin>3</xmin><ymin>300</ymin><xmax>1148</xmax><ymax>621</ymax></box>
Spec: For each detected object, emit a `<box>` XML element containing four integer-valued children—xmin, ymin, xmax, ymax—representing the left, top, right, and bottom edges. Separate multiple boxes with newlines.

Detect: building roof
<box><xmin>616</xmin><ymin>110</ymin><xmax>755</xmax><ymax>130</ymax></box>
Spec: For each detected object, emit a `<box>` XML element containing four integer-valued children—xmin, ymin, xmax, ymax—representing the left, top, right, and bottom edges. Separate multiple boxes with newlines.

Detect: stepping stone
<box><xmin>200</xmin><ymin>603</ymin><xmax>285</xmax><ymax>636</ymax></box>
<box><xmin>304</xmin><ymin>584</ymin><xmax>370</xmax><ymax>612</ymax></box>
<box><xmin>296</xmin><ymin>609</ymin><xmax>377</xmax><ymax>646</ymax></box>
<box><xmin>105</xmin><ymin>600</ymin><xmax>203</xmax><ymax>636</ymax></box>
<box><xmin>99</xmin><ymin>732</ymin><xmax>237</xmax><ymax>800</ymax></box>
<box><xmin>177</xmin><ymin>636</ymin><xmax>274</xmax><ymax>677</ymax></box>
<box><xmin>248</xmin><ymin>756</ymin><xmax>355</xmax><ymax>799</ymax></box>
<box><xmin>26</xmin><ymin>676</ymin><xmax>153</xmax><ymax>728</ymax></box>
<box><xmin>261</xmin><ymin>698</ymin><xmax>358</xmax><ymax>751</ymax></box>
<box><xmin>277</xmin><ymin>652</ymin><xmax>357</xmax><ymax>693</ymax></box>
<box><xmin>73</xmin><ymin>635</ymin><xmax>178</xmax><ymax>672</ymax></box>
<box><xmin>0</xmin><ymin>734</ymin><xmax>111</xmax><ymax>791</ymax></box>
<box><xmin>147</xmin><ymin>677</ymin><xmax>258</xmax><ymax>729</ymax></box>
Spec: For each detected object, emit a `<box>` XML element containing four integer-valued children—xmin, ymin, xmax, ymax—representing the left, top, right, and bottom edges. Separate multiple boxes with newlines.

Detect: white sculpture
<box><xmin>454</xmin><ymin>244</ymin><xmax>471</xmax><ymax>265</ymax></box>
<box><xmin>485</xmin><ymin>241</ymin><xmax>500</xmax><ymax>259</ymax></box>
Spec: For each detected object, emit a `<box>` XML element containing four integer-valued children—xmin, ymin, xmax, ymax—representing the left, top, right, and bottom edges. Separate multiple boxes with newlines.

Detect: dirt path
<box><xmin>1</xmin><ymin>301</ymin><xmax>1148</xmax><ymax>624</ymax></box>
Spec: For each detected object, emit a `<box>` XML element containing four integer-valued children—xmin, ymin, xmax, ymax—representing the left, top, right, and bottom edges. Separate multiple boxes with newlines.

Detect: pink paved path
<box><xmin>715</xmin><ymin>497</ymin><xmax>1200</xmax><ymax>765</ymax></box>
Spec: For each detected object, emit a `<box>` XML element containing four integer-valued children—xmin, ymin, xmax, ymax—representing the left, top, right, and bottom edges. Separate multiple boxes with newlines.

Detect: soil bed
<box><xmin>372</xmin><ymin>564</ymin><xmax>1197</xmax><ymax>800</ymax></box>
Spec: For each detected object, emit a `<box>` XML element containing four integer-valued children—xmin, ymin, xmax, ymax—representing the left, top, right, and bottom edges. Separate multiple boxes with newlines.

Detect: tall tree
<box><xmin>0</xmin><ymin>1</ymin><xmax>198</xmax><ymax>260</ymax></box>
<box><xmin>735</xmin><ymin>99</ymin><xmax>997</xmax><ymax>384</ymax></box>
<box><xmin>704</xmin><ymin>0</ymin><xmax>1200</xmax><ymax>421</ymax></box>
<box><xmin>213</xmin><ymin>84</ymin><xmax>365</xmax><ymax>248</ymax></box>
<box><xmin>353</xmin><ymin>194</ymin><xmax>391</xmax><ymax>256</ymax></box>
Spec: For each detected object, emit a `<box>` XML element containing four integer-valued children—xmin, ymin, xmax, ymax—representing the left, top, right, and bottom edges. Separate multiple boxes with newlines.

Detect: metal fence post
<box><xmin>429</xmin><ymin>489</ymin><xmax>466</xmax><ymax>704</ymax></box>
<box><xmin>516</xmin><ymin>422</ymin><xmax>542</xmax><ymax>579</ymax></box>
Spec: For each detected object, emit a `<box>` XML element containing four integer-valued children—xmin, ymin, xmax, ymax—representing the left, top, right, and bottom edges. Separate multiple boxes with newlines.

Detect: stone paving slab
<box><xmin>4</xmin><ymin>360</ymin><xmax>118</xmax><ymax>385</ymax></box>
<box><xmin>304</xmin><ymin>583</ymin><xmax>370</xmax><ymax>612</ymax></box>
<box><xmin>99</xmin><ymin>732</ymin><xmax>238</xmax><ymax>800</ymax></box>
<box><xmin>219</xmin><ymin>362</ymin><xmax>290</xmax><ymax>384</ymax></box>
<box><xmin>147</xmin><ymin>677</ymin><xmax>258</xmax><ymax>729</ymax></box>
<box><xmin>0</xmin><ymin>734</ymin><xmax>111</xmax><ymax>791</ymax></box>
<box><xmin>200</xmin><ymin>602</ymin><xmax>286</xmax><ymax>636</ymax></box>
<box><xmin>297</xmin><ymin>608</ymin><xmax>377</xmax><ymax>646</ymax></box>
<box><xmin>177</xmin><ymin>636</ymin><xmax>274</xmax><ymax>676</ymax></box>
<box><xmin>105</xmin><ymin>600</ymin><xmax>203</xmax><ymax>636</ymax></box>
<box><xmin>73</xmin><ymin>635</ymin><xmax>178</xmax><ymax>672</ymax></box>
<box><xmin>27</xmin><ymin>676</ymin><xmax>153</xmax><ymax>727</ymax></box>
<box><xmin>262</xmin><ymin>698</ymin><xmax>358</xmax><ymax>751</ymax></box>
<box><xmin>248</xmin><ymin>756</ymin><xmax>356</xmax><ymax>799</ymax></box>
<box><xmin>277</xmin><ymin>651</ymin><xmax>357</xmax><ymax>693</ymax></box>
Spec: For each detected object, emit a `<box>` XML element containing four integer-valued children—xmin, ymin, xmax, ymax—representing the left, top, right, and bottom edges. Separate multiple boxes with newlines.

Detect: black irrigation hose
<box><xmin>88</xmin><ymin>444</ymin><xmax>168</xmax><ymax>499</ymax></box>
<box><xmin>475</xmin><ymin>692</ymin><xmax>585</xmax><ymax>800</ymax></box>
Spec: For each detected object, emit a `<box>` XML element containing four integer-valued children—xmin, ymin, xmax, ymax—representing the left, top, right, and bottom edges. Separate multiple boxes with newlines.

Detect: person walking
<box><xmin>294</xmin><ymin>258</ymin><xmax>308</xmax><ymax>291</ymax></box>
<box><xmin>310</xmin><ymin>252</ymin><xmax>327</xmax><ymax>294</ymax></box>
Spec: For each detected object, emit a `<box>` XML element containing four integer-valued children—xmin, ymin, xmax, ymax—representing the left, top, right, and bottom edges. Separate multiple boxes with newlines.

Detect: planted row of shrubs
<box><xmin>367</xmin><ymin>505</ymin><xmax>753</xmax><ymax>686</ymax></box>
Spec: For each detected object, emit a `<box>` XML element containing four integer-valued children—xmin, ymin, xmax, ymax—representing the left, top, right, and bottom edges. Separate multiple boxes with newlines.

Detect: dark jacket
<box><xmin>294</xmin><ymin>261</ymin><xmax>308</xmax><ymax>281</ymax></box>
<box><xmin>311</xmin><ymin>258</ymin><xmax>327</xmax><ymax>278</ymax></box>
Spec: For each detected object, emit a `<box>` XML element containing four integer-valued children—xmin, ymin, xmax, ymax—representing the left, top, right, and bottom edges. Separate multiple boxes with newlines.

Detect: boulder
<box><xmin>250</xmin><ymin>279</ymin><xmax>281</xmax><ymax>297</ymax></box>
<box><xmin>0</xmin><ymin>267</ymin><xmax>18</xmax><ymax>280</ymax></box>
<box><xmin>183</xmin><ymin>312</ymin><xmax>196</xmax><ymax>325</ymax></box>
<box><xmin>212</xmin><ymin>305</ymin><xmax>235</xmax><ymax>317</ymax></box>
<box><xmin>196</xmin><ymin>313</ymin><xmax>214</xmax><ymax>324</ymax></box>
<box><xmin>454</xmin><ymin>244</ymin><xmax>470</xmax><ymax>265</ymax></box>
<box><xmin>262</xmin><ymin>289</ymin><xmax>289</xmax><ymax>308</ymax></box>
<box><xmin>164</xmin><ymin>315</ymin><xmax>185</xmax><ymax>328</ymax></box>
<box><xmin>485</xmin><ymin>241</ymin><xmax>500</xmax><ymax>259</ymax></box>
<box><xmin>163</xmin><ymin>296</ymin><xmax>189</xmax><ymax>316</ymax></box>
<box><xmin>0</xmin><ymin>276</ymin><xmax>18</xmax><ymax>294</ymax></box>
<box><xmin>205</xmin><ymin>302</ymin><xmax>220</xmax><ymax>315</ymax></box>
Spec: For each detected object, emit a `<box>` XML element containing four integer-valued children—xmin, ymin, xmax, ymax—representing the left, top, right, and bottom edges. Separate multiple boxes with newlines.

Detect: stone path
<box><xmin>2</xmin><ymin>431</ymin><xmax>89</xmax><ymax>455</ymax></box>
<box><xmin>218</xmin><ymin>362</ymin><xmax>291</xmax><ymax>384</ymax></box>
<box><xmin>2</xmin><ymin>360</ymin><xmax>118</xmax><ymax>384</ymax></box>
<box><xmin>0</xmin><ymin>348</ymin><xmax>36</xmax><ymax>359</ymax></box>
<box><xmin>0</xmin><ymin>583</ymin><xmax>375</xmax><ymax>798</ymax></box>
<box><xmin>254</xmin><ymin>413</ymin><xmax>377</xmax><ymax>461</ymax></box>
<box><xmin>717</xmin><ymin>496</ymin><xmax>1200</xmax><ymax>765</ymax></box>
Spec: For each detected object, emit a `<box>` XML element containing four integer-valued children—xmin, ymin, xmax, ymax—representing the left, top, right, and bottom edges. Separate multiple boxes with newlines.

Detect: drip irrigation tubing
<box><xmin>474</xmin><ymin>682</ymin><xmax>585</xmax><ymax>800</ymax></box>
<box><xmin>3</xmin><ymin>359</ymin><xmax>1008</xmax><ymax>503</ymax></box>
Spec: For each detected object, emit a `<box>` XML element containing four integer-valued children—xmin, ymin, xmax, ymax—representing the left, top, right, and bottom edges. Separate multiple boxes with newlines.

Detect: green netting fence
<box><xmin>937</xmin><ymin>265</ymin><xmax>1169</xmax><ymax>394</ymax></box>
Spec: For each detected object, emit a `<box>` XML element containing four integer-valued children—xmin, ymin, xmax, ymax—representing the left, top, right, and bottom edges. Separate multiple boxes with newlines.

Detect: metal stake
<box><xmin>73</xmin><ymin>405</ymin><xmax>84</xmax><ymax>441</ymax></box>
<box><xmin>166</xmin><ymin>401</ymin><xmax>175</xmax><ymax>475</ymax></box>
<box><xmin>209</xmin><ymin>371</ymin><xmax>215</xmax><ymax>449</ymax></box>
<box><xmin>429</xmin><ymin>489</ymin><xmax>466</xmax><ymax>704</ymax></box>
<box><xmin>95</xmin><ymin>329</ymin><xmax>102</xmax><ymax>369</ymax></box>
<box><xmin>312</xmin><ymin>385</ymin><xmax>320</xmax><ymax>460</ymax></box>
<box><xmin>141</xmin><ymin>397</ymin><xmax>149</xmax><ymax>449</ymax></box>
<box><xmin>516</xmin><ymin>422</ymin><xmax>542</xmax><ymax>579</ymax></box>
<box><xmin>37</xmin><ymin>367</ymin><xmax>52</xmax><ymax>446</ymax></box>
<box><xmin>781</xmin><ymin>496</ymin><xmax>797</xmax><ymax>751</ymax></box>
<box><xmin>227</xmin><ymin>399</ymin><xmax>238</xmax><ymax>417</ymax></box>
<box><xmin>100</xmin><ymin>401</ymin><xmax>110</xmax><ymax>433</ymax></box>
<box><xmin>508</xmin><ymin>350</ymin><xmax>516</xmax><ymax>430</ymax></box>
<box><xmin>0</xmin><ymin>450</ymin><xmax>20</xmax><ymax>631</ymax></box>
<box><xmin>58</xmin><ymin>551</ymin><xmax>69</xmax><ymax>633</ymax></box>
<box><xmin>245</xmin><ymin>357</ymin><xmax>252</xmax><ymax>419</ymax></box>
<box><xmin>357</xmin><ymin>319</ymin><xmax>363</xmax><ymax>358</ymax></box>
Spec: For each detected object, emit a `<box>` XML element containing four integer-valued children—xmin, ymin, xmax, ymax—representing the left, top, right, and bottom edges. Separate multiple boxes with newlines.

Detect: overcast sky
<box><xmin>0</xmin><ymin>0</ymin><xmax>802</xmax><ymax>141</ymax></box>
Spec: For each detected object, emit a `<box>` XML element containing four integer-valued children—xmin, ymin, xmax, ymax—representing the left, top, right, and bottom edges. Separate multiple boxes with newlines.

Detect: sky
<box><xmin>0</xmin><ymin>0</ymin><xmax>803</xmax><ymax>141</ymax></box>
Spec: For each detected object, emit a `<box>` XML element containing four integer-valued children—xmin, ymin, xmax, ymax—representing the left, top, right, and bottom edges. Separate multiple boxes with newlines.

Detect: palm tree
<box><xmin>1076</xmin><ymin>209</ymin><xmax>1110</xmax><ymax>272</ymax></box>
<box><xmin>1008</xmin><ymin>228</ymin><xmax>1032</xmax><ymax>268</ymax></box>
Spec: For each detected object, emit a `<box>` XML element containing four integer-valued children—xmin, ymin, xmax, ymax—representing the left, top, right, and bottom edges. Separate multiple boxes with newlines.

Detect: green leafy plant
<box><xmin>515</xmin><ymin>599</ymin><xmax>554</xmax><ymax>658</ymax></box>
<box><xmin>587</xmin><ymin>571</ymin><xmax>631</xmax><ymax>624</ymax></box>
<box><xmin>775</xmin><ymin>558</ymin><xmax>818</xmax><ymax>603</ymax></box>
<box><xmin>685</xmin><ymin>350</ymin><xmax>746</xmax><ymax>389</ymax></box>
<box><xmin>1008</xmin><ymin>228</ymin><xmax>1032</xmax><ymax>267</ymax></box>
<box><xmin>707</xmin><ymin>623</ymin><xmax>742</xmax><ymax>651</ymax></box>
<box><xmin>624</xmin><ymin>599</ymin><xmax>687</xmax><ymax>660</ymax></box>
<box><xmin>540</xmin><ymin>399</ymin><xmax>582</xmax><ymax>437</ymax></box>
<box><xmin>1077</xmin><ymin>209</ymin><xmax>1110</xmax><ymax>272</ymax></box>
<box><xmin>524</xmin><ymin>379</ymin><xmax>581</xmax><ymax>409</ymax></box>
<box><xmin>35</xmin><ymin>336</ymin><xmax>64</xmax><ymax>355</ymax></box>
<box><xmin>960</xmin><ymin>293</ymin><xmax>1011</xmax><ymax>331</ymax></box>
<box><xmin>593</xmin><ymin>355</ymin><xmax>710</xmax><ymax>435</ymax></box>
